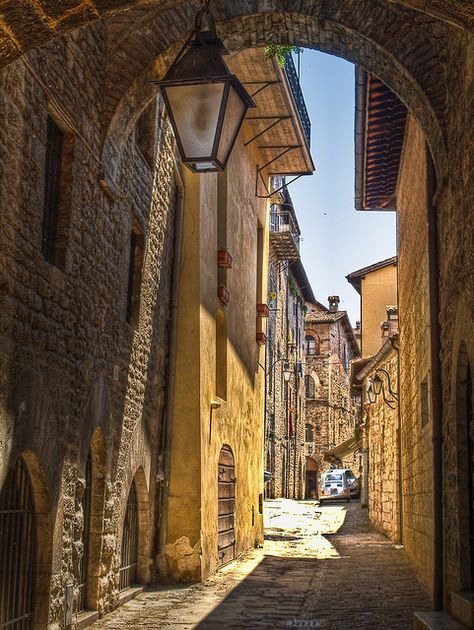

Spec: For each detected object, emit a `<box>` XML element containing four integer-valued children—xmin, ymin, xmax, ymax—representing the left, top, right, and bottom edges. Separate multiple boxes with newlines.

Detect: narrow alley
<box><xmin>91</xmin><ymin>500</ymin><xmax>430</xmax><ymax>629</ymax></box>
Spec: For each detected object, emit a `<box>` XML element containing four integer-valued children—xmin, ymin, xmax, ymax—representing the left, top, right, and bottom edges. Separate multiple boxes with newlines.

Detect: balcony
<box><xmin>228</xmin><ymin>49</ymin><xmax>314</xmax><ymax>180</ymax></box>
<box><xmin>284</xmin><ymin>55</ymin><xmax>311</xmax><ymax>147</ymax></box>
<box><xmin>270</xmin><ymin>207</ymin><xmax>300</xmax><ymax>261</ymax></box>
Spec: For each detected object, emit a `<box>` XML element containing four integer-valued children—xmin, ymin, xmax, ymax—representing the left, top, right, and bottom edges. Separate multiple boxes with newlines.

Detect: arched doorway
<box><xmin>119</xmin><ymin>479</ymin><xmax>139</xmax><ymax>591</ymax></box>
<box><xmin>217</xmin><ymin>445</ymin><xmax>235</xmax><ymax>566</ymax></box>
<box><xmin>456</xmin><ymin>343</ymin><xmax>474</xmax><ymax>589</ymax></box>
<box><xmin>0</xmin><ymin>457</ymin><xmax>36</xmax><ymax>629</ymax></box>
<box><xmin>305</xmin><ymin>457</ymin><xmax>319</xmax><ymax>499</ymax></box>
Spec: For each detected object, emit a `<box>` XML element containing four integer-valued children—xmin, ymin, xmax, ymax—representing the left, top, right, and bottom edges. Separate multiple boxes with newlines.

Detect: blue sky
<box><xmin>289</xmin><ymin>50</ymin><xmax>397</xmax><ymax>325</ymax></box>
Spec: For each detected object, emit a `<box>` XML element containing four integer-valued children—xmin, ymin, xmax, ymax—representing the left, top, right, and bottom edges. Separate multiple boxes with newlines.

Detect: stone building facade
<box><xmin>304</xmin><ymin>298</ymin><xmax>360</xmax><ymax>498</ymax></box>
<box><xmin>354</xmin><ymin>63</ymin><xmax>474</xmax><ymax>625</ymax></box>
<box><xmin>264</xmin><ymin>187</ymin><xmax>315</xmax><ymax>500</ymax></box>
<box><xmin>0</xmin><ymin>22</ymin><xmax>313</xmax><ymax>630</ymax></box>
<box><xmin>352</xmin><ymin>336</ymin><xmax>401</xmax><ymax>543</ymax></box>
<box><xmin>0</xmin><ymin>24</ymin><xmax>179</xmax><ymax>628</ymax></box>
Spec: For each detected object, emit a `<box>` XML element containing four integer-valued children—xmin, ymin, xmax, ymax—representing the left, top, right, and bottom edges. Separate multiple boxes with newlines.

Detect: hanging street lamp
<box><xmin>372</xmin><ymin>372</ymin><xmax>383</xmax><ymax>396</ymax></box>
<box><xmin>154</xmin><ymin>0</ymin><xmax>255</xmax><ymax>173</ymax></box>
<box><xmin>283</xmin><ymin>363</ymin><xmax>292</xmax><ymax>382</ymax></box>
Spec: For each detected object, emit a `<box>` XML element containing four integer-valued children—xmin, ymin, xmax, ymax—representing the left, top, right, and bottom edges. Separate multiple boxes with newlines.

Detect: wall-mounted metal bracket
<box><xmin>241</xmin><ymin>80</ymin><xmax>281</xmax><ymax>99</ymax></box>
<box><xmin>244</xmin><ymin>115</ymin><xmax>291</xmax><ymax>147</ymax></box>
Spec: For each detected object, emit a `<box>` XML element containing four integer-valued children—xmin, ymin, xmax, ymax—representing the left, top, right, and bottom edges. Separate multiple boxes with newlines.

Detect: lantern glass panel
<box><xmin>373</xmin><ymin>374</ymin><xmax>383</xmax><ymax>395</ymax></box>
<box><xmin>217</xmin><ymin>84</ymin><xmax>248</xmax><ymax>165</ymax></box>
<box><xmin>165</xmin><ymin>82</ymin><xmax>225</xmax><ymax>158</ymax></box>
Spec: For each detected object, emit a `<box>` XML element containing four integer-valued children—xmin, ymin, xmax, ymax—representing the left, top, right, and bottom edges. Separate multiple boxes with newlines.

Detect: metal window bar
<box><xmin>76</xmin><ymin>455</ymin><xmax>92</xmax><ymax>613</ymax></box>
<box><xmin>119</xmin><ymin>481</ymin><xmax>139</xmax><ymax>591</ymax></box>
<box><xmin>42</xmin><ymin>116</ymin><xmax>64</xmax><ymax>264</ymax></box>
<box><xmin>0</xmin><ymin>458</ymin><xmax>36</xmax><ymax>630</ymax></box>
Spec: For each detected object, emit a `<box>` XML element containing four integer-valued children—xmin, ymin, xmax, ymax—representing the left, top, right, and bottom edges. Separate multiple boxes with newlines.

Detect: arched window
<box><xmin>305</xmin><ymin>423</ymin><xmax>314</xmax><ymax>442</ymax></box>
<box><xmin>305</xmin><ymin>374</ymin><xmax>316</xmax><ymax>399</ymax></box>
<box><xmin>120</xmin><ymin>479</ymin><xmax>139</xmax><ymax>591</ymax></box>
<box><xmin>305</xmin><ymin>335</ymin><xmax>315</xmax><ymax>355</ymax></box>
<box><xmin>0</xmin><ymin>457</ymin><xmax>36</xmax><ymax>628</ymax></box>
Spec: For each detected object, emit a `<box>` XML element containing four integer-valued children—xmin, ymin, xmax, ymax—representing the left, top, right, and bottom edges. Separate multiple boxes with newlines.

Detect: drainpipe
<box><xmin>426</xmin><ymin>143</ymin><xmax>443</xmax><ymax>610</ymax></box>
<box><xmin>157</xmin><ymin>163</ymin><xmax>185</xmax><ymax>564</ymax></box>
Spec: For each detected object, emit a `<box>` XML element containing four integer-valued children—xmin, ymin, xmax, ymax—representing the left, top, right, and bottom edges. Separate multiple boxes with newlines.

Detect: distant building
<box><xmin>264</xmin><ymin>185</ymin><xmax>315</xmax><ymax>500</ymax></box>
<box><xmin>304</xmin><ymin>297</ymin><xmax>360</xmax><ymax>498</ymax></box>
<box><xmin>346</xmin><ymin>257</ymin><xmax>398</xmax><ymax>357</ymax></box>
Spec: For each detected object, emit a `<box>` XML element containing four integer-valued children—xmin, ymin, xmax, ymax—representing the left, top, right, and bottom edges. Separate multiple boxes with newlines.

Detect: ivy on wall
<box><xmin>264</xmin><ymin>45</ymin><xmax>303</xmax><ymax>68</ymax></box>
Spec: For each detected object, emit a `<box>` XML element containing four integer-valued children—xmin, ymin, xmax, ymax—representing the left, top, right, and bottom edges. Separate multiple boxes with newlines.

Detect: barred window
<box><xmin>305</xmin><ymin>374</ymin><xmax>316</xmax><ymax>398</ymax></box>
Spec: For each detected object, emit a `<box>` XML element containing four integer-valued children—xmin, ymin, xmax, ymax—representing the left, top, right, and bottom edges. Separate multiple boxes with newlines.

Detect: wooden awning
<box><xmin>229</xmin><ymin>48</ymin><xmax>314</xmax><ymax>180</ymax></box>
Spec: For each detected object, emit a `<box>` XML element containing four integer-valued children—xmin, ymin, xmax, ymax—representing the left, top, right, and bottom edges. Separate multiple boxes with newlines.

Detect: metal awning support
<box><xmin>241</xmin><ymin>80</ymin><xmax>281</xmax><ymax>99</ymax></box>
<box><xmin>244</xmin><ymin>116</ymin><xmax>291</xmax><ymax>147</ymax></box>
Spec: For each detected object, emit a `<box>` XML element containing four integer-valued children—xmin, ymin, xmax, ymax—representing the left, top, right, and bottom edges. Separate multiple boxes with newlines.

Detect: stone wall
<box><xmin>265</xmin><ymin>257</ymin><xmax>306</xmax><ymax>500</ymax></box>
<box><xmin>364</xmin><ymin>347</ymin><xmax>401</xmax><ymax>542</ymax></box>
<box><xmin>0</xmin><ymin>21</ymin><xmax>177</xmax><ymax>627</ymax></box>
<box><xmin>397</xmin><ymin>114</ymin><xmax>434</xmax><ymax>594</ymax></box>
<box><xmin>304</xmin><ymin>307</ymin><xmax>359</xmax><ymax>487</ymax></box>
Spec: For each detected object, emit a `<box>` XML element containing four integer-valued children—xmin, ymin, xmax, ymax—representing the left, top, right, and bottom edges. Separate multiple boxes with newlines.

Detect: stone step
<box><xmin>452</xmin><ymin>591</ymin><xmax>474</xmax><ymax>627</ymax></box>
<box><xmin>414</xmin><ymin>611</ymin><xmax>468</xmax><ymax>630</ymax></box>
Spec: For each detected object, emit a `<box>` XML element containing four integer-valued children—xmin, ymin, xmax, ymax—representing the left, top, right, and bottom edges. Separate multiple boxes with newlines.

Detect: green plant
<box><xmin>264</xmin><ymin>45</ymin><xmax>303</xmax><ymax>68</ymax></box>
<box><xmin>288</xmin><ymin>274</ymin><xmax>299</xmax><ymax>297</ymax></box>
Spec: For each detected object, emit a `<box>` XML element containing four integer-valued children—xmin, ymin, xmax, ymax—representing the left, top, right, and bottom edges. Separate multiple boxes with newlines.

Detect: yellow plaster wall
<box><xmin>361</xmin><ymin>265</ymin><xmax>398</xmax><ymax>357</ymax></box>
<box><xmin>166</xmin><ymin>133</ymin><xmax>266</xmax><ymax>582</ymax></box>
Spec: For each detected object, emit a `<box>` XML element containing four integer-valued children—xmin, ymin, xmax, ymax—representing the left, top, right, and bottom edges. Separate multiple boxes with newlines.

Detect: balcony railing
<box><xmin>284</xmin><ymin>55</ymin><xmax>311</xmax><ymax>147</ymax></box>
<box><xmin>270</xmin><ymin>207</ymin><xmax>300</xmax><ymax>261</ymax></box>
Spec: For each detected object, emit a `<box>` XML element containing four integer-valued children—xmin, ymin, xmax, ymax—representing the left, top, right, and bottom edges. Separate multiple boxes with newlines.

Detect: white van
<box><xmin>319</xmin><ymin>469</ymin><xmax>351</xmax><ymax>502</ymax></box>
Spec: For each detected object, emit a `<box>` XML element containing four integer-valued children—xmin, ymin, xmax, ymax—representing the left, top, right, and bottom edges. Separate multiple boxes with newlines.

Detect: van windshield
<box><xmin>325</xmin><ymin>474</ymin><xmax>343</xmax><ymax>481</ymax></box>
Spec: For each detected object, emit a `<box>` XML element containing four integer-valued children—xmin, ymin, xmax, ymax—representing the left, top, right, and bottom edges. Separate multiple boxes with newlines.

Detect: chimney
<box><xmin>328</xmin><ymin>295</ymin><xmax>340</xmax><ymax>313</ymax></box>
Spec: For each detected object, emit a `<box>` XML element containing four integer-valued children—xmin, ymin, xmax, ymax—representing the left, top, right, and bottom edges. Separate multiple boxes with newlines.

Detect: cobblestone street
<box><xmin>91</xmin><ymin>500</ymin><xmax>431</xmax><ymax>629</ymax></box>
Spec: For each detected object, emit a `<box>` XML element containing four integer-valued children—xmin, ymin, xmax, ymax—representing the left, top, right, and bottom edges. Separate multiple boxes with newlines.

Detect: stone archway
<box><xmin>16</xmin><ymin>450</ymin><xmax>52</xmax><ymax>629</ymax></box>
<box><xmin>119</xmin><ymin>467</ymin><xmax>152</xmax><ymax>591</ymax></box>
<box><xmin>0</xmin><ymin>0</ymin><xmax>471</xmax><ymax>72</ymax></box>
<box><xmin>305</xmin><ymin>456</ymin><xmax>319</xmax><ymax>499</ymax></box>
<box><xmin>100</xmin><ymin>6</ymin><xmax>450</xmax><ymax>191</ymax></box>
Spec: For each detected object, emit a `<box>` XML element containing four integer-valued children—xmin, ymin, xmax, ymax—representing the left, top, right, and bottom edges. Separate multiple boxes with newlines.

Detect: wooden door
<box><xmin>217</xmin><ymin>445</ymin><xmax>235</xmax><ymax>566</ymax></box>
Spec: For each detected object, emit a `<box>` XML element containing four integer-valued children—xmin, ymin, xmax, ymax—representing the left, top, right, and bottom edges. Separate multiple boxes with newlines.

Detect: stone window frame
<box><xmin>305</xmin><ymin>423</ymin><xmax>314</xmax><ymax>442</ymax></box>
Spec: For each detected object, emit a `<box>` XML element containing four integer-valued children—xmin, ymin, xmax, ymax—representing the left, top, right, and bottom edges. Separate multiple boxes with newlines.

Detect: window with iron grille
<box><xmin>119</xmin><ymin>480</ymin><xmax>139</xmax><ymax>591</ymax></box>
<box><xmin>42</xmin><ymin>115</ymin><xmax>73</xmax><ymax>269</ymax></box>
<box><xmin>0</xmin><ymin>457</ymin><xmax>36</xmax><ymax>629</ymax></box>
<box><xmin>305</xmin><ymin>335</ymin><xmax>315</xmax><ymax>355</ymax></box>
